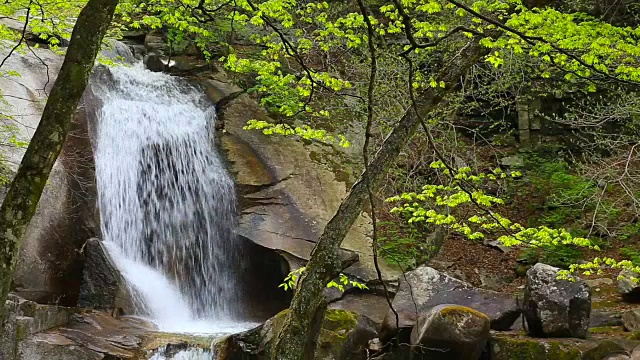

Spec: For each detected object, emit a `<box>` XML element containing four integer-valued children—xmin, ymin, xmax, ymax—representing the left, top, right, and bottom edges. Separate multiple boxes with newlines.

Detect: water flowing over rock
<box><xmin>91</xmin><ymin>63</ymin><xmax>250</xmax><ymax>332</ymax></box>
<box><xmin>148</xmin><ymin>346</ymin><xmax>214</xmax><ymax>359</ymax></box>
<box><xmin>380</xmin><ymin>266</ymin><xmax>520</xmax><ymax>341</ymax></box>
<box><xmin>524</xmin><ymin>263</ymin><xmax>591</xmax><ymax>338</ymax></box>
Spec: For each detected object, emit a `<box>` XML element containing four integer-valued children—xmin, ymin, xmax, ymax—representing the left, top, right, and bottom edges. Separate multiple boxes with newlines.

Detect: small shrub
<box><xmin>619</xmin><ymin>223</ymin><xmax>640</xmax><ymax>241</ymax></box>
<box><xmin>518</xmin><ymin>244</ymin><xmax>584</xmax><ymax>269</ymax></box>
<box><xmin>620</xmin><ymin>247</ymin><xmax>640</xmax><ymax>266</ymax></box>
<box><xmin>377</xmin><ymin>220</ymin><xmax>443</xmax><ymax>269</ymax></box>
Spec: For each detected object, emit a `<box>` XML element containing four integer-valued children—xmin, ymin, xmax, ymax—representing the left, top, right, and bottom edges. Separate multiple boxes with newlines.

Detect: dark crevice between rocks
<box><xmin>234</xmin><ymin>235</ymin><xmax>293</xmax><ymax>321</ymax></box>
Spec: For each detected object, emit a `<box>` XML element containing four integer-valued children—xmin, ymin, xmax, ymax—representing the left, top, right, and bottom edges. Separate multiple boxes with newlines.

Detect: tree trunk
<box><xmin>271</xmin><ymin>38</ymin><xmax>493</xmax><ymax>360</ymax></box>
<box><xmin>0</xmin><ymin>0</ymin><xmax>119</xmax><ymax>321</ymax></box>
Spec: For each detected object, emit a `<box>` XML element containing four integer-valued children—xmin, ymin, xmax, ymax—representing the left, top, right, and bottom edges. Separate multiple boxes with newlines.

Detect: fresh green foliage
<box><xmin>386</xmin><ymin>162</ymin><xmax>593</xmax><ymax>250</ymax></box>
<box><xmin>376</xmin><ymin>220</ymin><xmax>420</xmax><ymax>268</ymax></box>
<box><xmin>279</xmin><ymin>266</ymin><xmax>368</xmax><ymax>292</ymax></box>
<box><xmin>518</xmin><ymin>244</ymin><xmax>584</xmax><ymax>269</ymax></box>
<box><xmin>619</xmin><ymin>223</ymin><xmax>640</xmax><ymax>242</ymax></box>
<box><xmin>620</xmin><ymin>246</ymin><xmax>640</xmax><ymax>267</ymax></box>
<box><xmin>243</xmin><ymin>120</ymin><xmax>351</xmax><ymax>147</ymax></box>
<box><xmin>385</xmin><ymin>161</ymin><xmax>640</xmax><ymax>279</ymax></box>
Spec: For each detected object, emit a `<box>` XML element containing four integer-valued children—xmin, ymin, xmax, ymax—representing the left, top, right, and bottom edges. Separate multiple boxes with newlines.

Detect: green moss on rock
<box><xmin>220</xmin><ymin>309</ymin><xmax>366</xmax><ymax>360</ymax></box>
<box><xmin>588</xmin><ymin>326</ymin><xmax>625</xmax><ymax>335</ymax></box>
<box><xmin>627</xmin><ymin>332</ymin><xmax>640</xmax><ymax>340</ymax></box>
<box><xmin>490</xmin><ymin>334</ymin><xmax>581</xmax><ymax>360</ymax></box>
<box><xmin>581</xmin><ymin>339</ymin><xmax>629</xmax><ymax>360</ymax></box>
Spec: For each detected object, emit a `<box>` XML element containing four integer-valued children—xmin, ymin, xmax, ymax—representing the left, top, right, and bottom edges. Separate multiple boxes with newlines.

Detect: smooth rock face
<box><xmin>618</xmin><ymin>270</ymin><xmax>640</xmax><ymax>302</ymax></box>
<box><xmin>410</xmin><ymin>304</ymin><xmax>490</xmax><ymax>360</ymax></box>
<box><xmin>18</xmin><ymin>334</ymin><xmax>104</xmax><ymax>360</ymax></box>
<box><xmin>4</xmin><ymin>47</ymin><xmax>100</xmax><ymax>306</ymax></box>
<box><xmin>213</xmin><ymin>81</ymin><xmax>402</xmax><ymax>285</ymax></box>
<box><xmin>585</xmin><ymin>278</ymin><xmax>614</xmax><ymax>288</ymax></box>
<box><xmin>78</xmin><ymin>238</ymin><xmax>138</xmax><ymax>315</ymax></box>
<box><xmin>13</xmin><ymin>310</ymin><xmax>212</xmax><ymax>360</ymax></box>
<box><xmin>632</xmin><ymin>345</ymin><xmax>640</xmax><ymax>360</ymax></box>
<box><xmin>624</xmin><ymin>309</ymin><xmax>640</xmax><ymax>332</ymax></box>
<box><xmin>10</xmin><ymin>48</ymin><xmax>106</xmax><ymax>306</ymax></box>
<box><xmin>524</xmin><ymin>263</ymin><xmax>591</xmax><ymax>338</ymax></box>
<box><xmin>380</xmin><ymin>266</ymin><xmax>520</xmax><ymax>341</ymax></box>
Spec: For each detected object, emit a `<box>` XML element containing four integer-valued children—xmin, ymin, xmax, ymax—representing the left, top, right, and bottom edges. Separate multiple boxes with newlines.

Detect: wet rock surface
<box><xmin>4</xmin><ymin>300</ymin><xmax>216</xmax><ymax>360</ymax></box>
<box><xmin>78</xmin><ymin>238</ymin><xmax>139</xmax><ymax>315</ymax></box>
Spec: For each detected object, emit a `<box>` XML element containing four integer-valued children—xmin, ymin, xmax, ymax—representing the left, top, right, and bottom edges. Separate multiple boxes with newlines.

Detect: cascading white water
<box><xmin>92</xmin><ymin>63</ymin><xmax>252</xmax><ymax>333</ymax></box>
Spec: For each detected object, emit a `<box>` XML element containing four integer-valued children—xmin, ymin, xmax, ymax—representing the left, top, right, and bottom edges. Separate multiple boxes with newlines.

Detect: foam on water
<box><xmin>93</xmin><ymin>64</ymin><xmax>255</xmax><ymax>334</ymax></box>
<box><xmin>148</xmin><ymin>347</ymin><xmax>213</xmax><ymax>360</ymax></box>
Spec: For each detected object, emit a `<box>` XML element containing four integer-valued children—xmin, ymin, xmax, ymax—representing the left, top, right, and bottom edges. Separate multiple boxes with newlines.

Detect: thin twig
<box><xmin>0</xmin><ymin>0</ymin><xmax>32</xmax><ymax>69</ymax></box>
<box><xmin>355</xmin><ymin>0</ymin><xmax>400</xmax><ymax>334</ymax></box>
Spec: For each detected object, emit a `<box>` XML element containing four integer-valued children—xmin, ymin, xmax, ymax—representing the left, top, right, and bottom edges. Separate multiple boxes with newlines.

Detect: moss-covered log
<box><xmin>0</xmin><ymin>0</ymin><xmax>119</xmax><ymax>321</ymax></box>
<box><xmin>270</xmin><ymin>36</ymin><xmax>495</xmax><ymax>360</ymax></box>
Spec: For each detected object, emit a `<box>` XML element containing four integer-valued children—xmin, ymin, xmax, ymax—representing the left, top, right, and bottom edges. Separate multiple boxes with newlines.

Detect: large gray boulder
<box><xmin>618</xmin><ymin>269</ymin><xmax>640</xmax><ymax>302</ymax></box>
<box><xmin>380</xmin><ymin>266</ymin><xmax>520</xmax><ymax>341</ymax></box>
<box><xmin>623</xmin><ymin>309</ymin><xmax>640</xmax><ymax>332</ymax></box>
<box><xmin>524</xmin><ymin>263</ymin><xmax>591</xmax><ymax>338</ymax></box>
<box><xmin>410</xmin><ymin>304</ymin><xmax>490</xmax><ymax>360</ymax></box>
<box><xmin>78</xmin><ymin>238</ymin><xmax>139</xmax><ymax>315</ymax></box>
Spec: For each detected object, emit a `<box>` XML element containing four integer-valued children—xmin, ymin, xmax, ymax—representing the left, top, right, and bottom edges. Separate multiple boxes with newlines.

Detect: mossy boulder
<box><xmin>219</xmin><ymin>309</ymin><xmax>377</xmax><ymax>360</ymax></box>
<box><xmin>410</xmin><ymin>304</ymin><xmax>490</xmax><ymax>360</ymax></box>
<box><xmin>489</xmin><ymin>332</ymin><xmax>640</xmax><ymax>360</ymax></box>
<box><xmin>490</xmin><ymin>333</ymin><xmax>581</xmax><ymax>360</ymax></box>
<box><xmin>581</xmin><ymin>339</ymin><xmax>629</xmax><ymax>360</ymax></box>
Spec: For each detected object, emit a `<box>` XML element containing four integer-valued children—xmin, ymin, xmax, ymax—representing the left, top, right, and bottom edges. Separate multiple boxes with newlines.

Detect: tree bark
<box><xmin>0</xmin><ymin>0</ymin><xmax>119</xmax><ymax>321</ymax></box>
<box><xmin>271</xmin><ymin>38</ymin><xmax>492</xmax><ymax>360</ymax></box>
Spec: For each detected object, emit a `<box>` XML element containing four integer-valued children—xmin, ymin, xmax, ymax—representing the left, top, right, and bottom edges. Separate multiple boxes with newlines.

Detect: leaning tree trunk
<box><xmin>0</xmin><ymin>0</ymin><xmax>119</xmax><ymax>321</ymax></box>
<box><xmin>271</xmin><ymin>38</ymin><xmax>493</xmax><ymax>360</ymax></box>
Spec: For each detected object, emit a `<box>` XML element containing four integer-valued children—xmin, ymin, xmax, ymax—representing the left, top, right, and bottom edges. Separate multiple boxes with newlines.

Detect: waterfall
<box><xmin>92</xmin><ymin>63</ymin><xmax>252</xmax><ymax>333</ymax></box>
